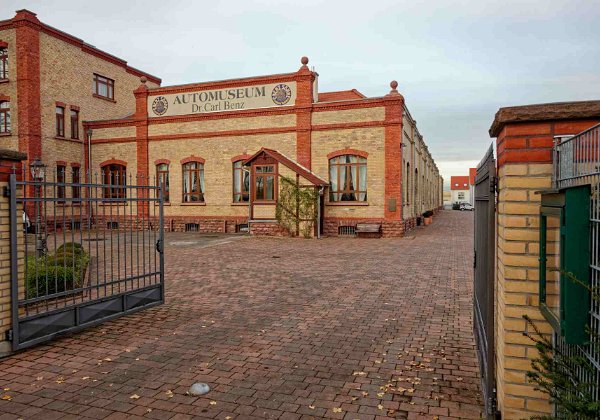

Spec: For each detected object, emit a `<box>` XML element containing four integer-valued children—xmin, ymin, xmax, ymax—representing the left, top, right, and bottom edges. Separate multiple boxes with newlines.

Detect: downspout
<box><xmin>243</xmin><ymin>166</ymin><xmax>251</xmax><ymax>233</ymax></box>
<box><xmin>317</xmin><ymin>186</ymin><xmax>324</xmax><ymax>239</ymax></box>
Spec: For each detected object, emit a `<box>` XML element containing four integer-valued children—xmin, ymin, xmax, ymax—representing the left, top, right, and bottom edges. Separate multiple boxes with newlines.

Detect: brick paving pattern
<box><xmin>0</xmin><ymin>211</ymin><xmax>482</xmax><ymax>419</ymax></box>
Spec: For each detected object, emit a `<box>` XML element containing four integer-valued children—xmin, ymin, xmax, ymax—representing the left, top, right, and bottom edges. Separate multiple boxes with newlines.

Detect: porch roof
<box><xmin>244</xmin><ymin>148</ymin><xmax>328</xmax><ymax>186</ymax></box>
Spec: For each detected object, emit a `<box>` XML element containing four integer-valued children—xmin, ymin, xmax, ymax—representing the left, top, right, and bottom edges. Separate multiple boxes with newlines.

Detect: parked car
<box><xmin>459</xmin><ymin>203</ymin><xmax>474</xmax><ymax>211</ymax></box>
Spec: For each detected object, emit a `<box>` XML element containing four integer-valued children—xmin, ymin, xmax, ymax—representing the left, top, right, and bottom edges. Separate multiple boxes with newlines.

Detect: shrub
<box><xmin>56</xmin><ymin>242</ymin><xmax>85</xmax><ymax>256</ymax></box>
<box><xmin>26</xmin><ymin>245</ymin><xmax>88</xmax><ymax>299</ymax></box>
<box><xmin>423</xmin><ymin>210</ymin><xmax>434</xmax><ymax>218</ymax></box>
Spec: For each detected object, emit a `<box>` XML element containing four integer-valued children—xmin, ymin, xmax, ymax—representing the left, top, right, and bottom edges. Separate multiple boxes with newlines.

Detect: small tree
<box><xmin>523</xmin><ymin>271</ymin><xmax>600</xmax><ymax>419</ymax></box>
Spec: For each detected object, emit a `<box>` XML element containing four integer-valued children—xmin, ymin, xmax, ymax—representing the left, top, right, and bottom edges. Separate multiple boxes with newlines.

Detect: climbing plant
<box><xmin>275</xmin><ymin>176</ymin><xmax>318</xmax><ymax>238</ymax></box>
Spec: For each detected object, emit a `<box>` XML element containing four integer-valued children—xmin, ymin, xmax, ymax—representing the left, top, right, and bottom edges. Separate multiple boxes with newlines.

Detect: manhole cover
<box><xmin>189</xmin><ymin>382</ymin><xmax>210</xmax><ymax>396</ymax></box>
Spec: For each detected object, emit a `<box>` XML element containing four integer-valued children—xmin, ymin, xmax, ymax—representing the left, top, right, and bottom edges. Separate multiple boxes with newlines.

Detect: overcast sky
<box><xmin>3</xmin><ymin>0</ymin><xmax>599</xmax><ymax>188</ymax></box>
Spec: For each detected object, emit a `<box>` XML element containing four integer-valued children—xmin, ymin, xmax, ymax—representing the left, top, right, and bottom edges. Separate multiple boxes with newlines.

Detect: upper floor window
<box><xmin>254</xmin><ymin>165</ymin><xmax>276</xmax><ymax>201</ymax></box>
<box><xmin>56</xmin><ymin>106</ymin><xmax>65</xmax><ymax>137</ymax></box>
<box><xmin>329</xmin><ymin>155</ymin><xmax>367</xmax><ymax>202</ymax></box>
<box><xmin>70</xmin><ymin>109</ymin><xmax>79</xmax><ymax>139</ymax></box>
<box><xmin>93</xmin><ymin>74</ymin><xmax>114</xmax><ymax>100</ymax></box>
<box><xmin>156</xmin><ymin>163</ymin><xmax>170</xmax><ymax>202</ymax></box>
<box><xmin>57</xmin><ymin>165</ymin><xmax>66</xmax><ymax>201</ymax></box>
<box><xmin>0</xmin><ymin>101</ymin><xmax>9</xmax><ymax>134</ymax></box>
<box><xmin>102</xmin><ymin>163</ymin><xmax>126</xmax><ymax>199</ymax></box>
<box><xmin>0</xmin><ymin>46</ymin><xmax>7</xmax><ymax>79</ymax></box>
<box><xmin>182</xmin><ymin>162</ymin><xmax>204</xmax><ymax>202</ymax></box>
<box><xmin>233</xmin><ymin>160</ymin><xmax>249</xmax><ymax>202</ymax></box>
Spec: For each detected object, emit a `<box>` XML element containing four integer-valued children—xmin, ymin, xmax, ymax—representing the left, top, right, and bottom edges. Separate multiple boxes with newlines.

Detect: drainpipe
<box><xmin>243</xmin><ymin>166</ymin><xmax>251</xmax><ymax>233</ymax></box>
<box><xmin>317</xmin><ymin>186</ymin><xmax>324</xmax><ymax>239</ymax></box>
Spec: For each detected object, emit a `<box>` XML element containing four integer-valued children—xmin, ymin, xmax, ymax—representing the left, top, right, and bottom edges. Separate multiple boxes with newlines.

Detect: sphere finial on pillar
<box><xmin>301</xmin><ymin>56</ymin><xmax>309</xmax><ymax>66</ymax></box>
<box><xmin>390</xmin><ymin>80</ymin><xmax>398</xmax><ymax>92</ymax></box>
<box><xmin>140</xmin><ymin>76</ymin><xmax>147</xmax><ymax>84</ymax></box>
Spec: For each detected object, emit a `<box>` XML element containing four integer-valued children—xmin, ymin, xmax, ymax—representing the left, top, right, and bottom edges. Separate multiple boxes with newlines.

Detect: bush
<box><xmin>56</xmin><ymin>242</ymin><xmax>85</xmax><ymax>256</ymax></box>
<box><xmin>452</xmin><ymin>202</ymin><xmax>461</xmax><ymax>210</ymax></box>
<box><xmin>26</xmin><ymin>245</ymin><xmax>89</xmax><ymax>298</ymax></box>
<box><xmin>422</xmin><ymin>210</ymin><xmax>433</xmax><ymax>218</ymax></box>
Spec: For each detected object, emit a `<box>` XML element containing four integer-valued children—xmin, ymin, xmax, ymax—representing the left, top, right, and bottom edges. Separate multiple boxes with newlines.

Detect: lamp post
<box><xmin>86</xmin><ymin>128</ymin><xmax>93</xmax><ymax>230</ymax></box>
<box><xmin>30</xmin><ymin>158</ymin><xmax>46</xmax><ymax>257</ymax></box>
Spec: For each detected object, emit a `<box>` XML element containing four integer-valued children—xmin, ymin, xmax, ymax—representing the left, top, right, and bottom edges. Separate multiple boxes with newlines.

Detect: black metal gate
<box><xmin>9</xmin><ymin>169</ymin><xmax>164</xmax><ymax>351</ymax></box>
<box><xmin>473</xmin><ymin>144</ymin><xmax>497</xmax><ymax>418</ymax></box>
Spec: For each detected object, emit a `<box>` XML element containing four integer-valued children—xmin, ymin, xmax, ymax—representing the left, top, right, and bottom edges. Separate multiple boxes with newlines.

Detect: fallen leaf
<box><xmin>3</xmin><ymin>388</ymin><xmax>9</xmax><ymax>391</ymax></box>
<box><xmin>351</xmin><ymin>396</ymin><xmax>359</xmax><ymax>401</ymax></box>
<box><xmin>209</xmin><ymin>401</ymin><xmax>217</xmax><ymax>405</ymax></box>
<box><xmin>36</xmin><ymin>376</ymin><xmax>43</xmax><ymax>381</ymax></box>
<box><xmin>377</xmin><ymin>404</ymin><xmax>384</xmax><ymax>410</ymax></box>
<box><xmin>361</xmin><ymin>391</ymin><xmax>369</xmax><ymax>397</ymax></box>
<box><xmin>308</xmin><ymin>405</ymin><xmax>315</xmax><ymax>410</ymax></box>
<box><xmin>104</xmin><ymin>358</ymin><xmax>112</xmax><ymax>362</ymax></box>
<box><xmin>332</xmin><ymin>408</ymin><xmax>342</xmax><ymax>413</ymax></box>
<box><xmin>82</xmin><ymin>376</ymin><xmax>90</xmax><ymax>380</ymax></box>
<box><xmin>377</xmin><ymin>392</ymin><xmax>384</xmax><ymax>397</ymax></box>
<box><xmin>1</xmin><ymin>395</ymin><xmax>12</xmax><ymax>401</ymax></box>
<box><xmin>130</xmin><ymin>394</ymin><xmax>140</xmax><ymax>400</ymax></box>
<box><xmin>166</xmin><ymin>390</ymin><xmax>174</xmax><ymax>398</ymax></box>
<box><xmin>352</xmin><ymin>371</ymin><xmax>366</xmax><ymax>376</ymax></box>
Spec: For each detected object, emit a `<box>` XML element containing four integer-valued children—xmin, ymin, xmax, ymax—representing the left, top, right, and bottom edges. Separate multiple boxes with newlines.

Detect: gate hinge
<box><xmin>490</xmin><ymin>176</ymin><xmax>498</xmax><ymax>194</ymax></box>
<box><xmin>155</xmin><ymin>239</ymin><xmax>163</xmax><ymax>253</ymax></box>
<box><xmin>5</xmin><ymin>329</ymin><xmax>13</xmax><ymax>342</ymax></box>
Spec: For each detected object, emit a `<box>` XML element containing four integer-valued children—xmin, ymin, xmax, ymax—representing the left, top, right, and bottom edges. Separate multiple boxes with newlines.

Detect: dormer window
<box><xmin>93</xmin><ymin>74</ymin><xmax>114</xmax><ymax>100</ymax></box>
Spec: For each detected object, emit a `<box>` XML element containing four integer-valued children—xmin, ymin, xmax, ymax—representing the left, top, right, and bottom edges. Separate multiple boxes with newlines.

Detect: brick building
<box><xmin>0</xmin><ymin>9</ymin><xmax>442</xmax><ymax>237</ymax></box>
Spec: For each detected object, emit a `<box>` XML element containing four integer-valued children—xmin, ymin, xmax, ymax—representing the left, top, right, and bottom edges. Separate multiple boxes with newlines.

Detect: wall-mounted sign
<box><xmin>148</xmin><ymin>82</ymin><xmax>297</xmax><ymax>117</ymax></box>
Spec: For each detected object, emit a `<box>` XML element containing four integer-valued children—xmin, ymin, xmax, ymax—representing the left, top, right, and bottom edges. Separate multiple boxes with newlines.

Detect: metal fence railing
<box><xmin>553</xmin><ymin>123</ymin><xmax>600</xmax><ymax>415</ymax></box>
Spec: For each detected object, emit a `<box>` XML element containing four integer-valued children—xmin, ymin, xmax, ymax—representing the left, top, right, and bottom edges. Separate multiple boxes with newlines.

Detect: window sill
<box><xmin>231</xmin><ymin>202</ymin><xmax>249</xmax><ymax>206</ymax></box>
<box><xmin>54</xmin><ymin>136</ymin><xmax>83</xmax><ymax>143</ymax></box>
<box><xmin>93</xmin><ymin>94</ymin><xmax>116</xmax><ymax>103</ymax></box>
<box><xmin>326</xmin><ymin>202</ymin><xmax>369</xmax><ymax>206</ymax></box>
<box><xmin>0</xmin><ymin>132</ymin><xmax>12</xmax><ymax>137</ymax></box>
<box><xmin>155</xmin><ymin>202</ymin><xmax>171</xmax><ymax>206</ymax></box>
<box><xmin>99</xmin><ymin>201</ymin><xmax>128</xmax><ymax>206</ymax></box>
<box><xmin>253</xmin><ymin>201</ymin><xmax>277</xmax><ymax>205</ymax></box>
<box><xmin>181</xmin><ymin>202</ymin><xmax>206</xmax><ymax>206</ymax></box>
<box><xmin>0</xmin><ymin>79</ymin><xmax>8</xmax><ymax>84</ymax></box>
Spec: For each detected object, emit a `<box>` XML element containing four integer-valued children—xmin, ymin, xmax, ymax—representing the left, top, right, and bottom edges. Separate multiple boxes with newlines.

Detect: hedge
<box><xmin>26</xmin><ymin>242</ymin><xmax>89</xmax><ymax>298</ymax></box>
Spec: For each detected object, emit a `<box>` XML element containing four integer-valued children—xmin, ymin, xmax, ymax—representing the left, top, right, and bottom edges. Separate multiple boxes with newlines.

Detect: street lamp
<box><xmin>29</xmin><ymin>158</ymin><xmax>46</xmax><ymax>257</ymax></box>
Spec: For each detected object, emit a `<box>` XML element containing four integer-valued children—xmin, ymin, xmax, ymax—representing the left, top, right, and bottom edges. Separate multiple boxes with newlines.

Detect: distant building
<box><xmin>450</xmin><ymin>168</ymin><xmax>476</xmax><ymax>205</ymax></box>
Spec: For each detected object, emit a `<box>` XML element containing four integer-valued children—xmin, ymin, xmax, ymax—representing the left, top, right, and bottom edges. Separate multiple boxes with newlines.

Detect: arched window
<box><xmin>102</xmin><ymin>163</ymin><xmax>126</xmax><ymax>199</ymax></box>
<box><xmin>329</xmin><ymin>154</ymin><xmax>367</xmax><ymax>202</ymax></box>
<box><xmin>232</xmin><ymin>160</ymin><xmax>249</xmax><ymax>202</ymax></box>
<box><xmin>182</xmin><ymin>161</ymin><xmax>204</xmax><ymax>202</ymax></box>
<box><xmin>0</xmin><ymin>101</ymin><xmax>9</xmax><ymax>133</ymax></box>
<box><xmin>406</xmin><ymin>162</ymin><xmax>410</xmax><ymax>205</ymax></box>
<box><xmin>0</xmin><ymin>45</ymin><xmax>7</xmax><ymax>80</ymax></box>
<box><xmin>156</xmin><ymin>163</ymin><xmax>170</xmax><ymax>202</ymax></box>
<box><xmin>414</xmin><ymin>168</ymin><xmax>418</xmax><ymax>208</ymax></box>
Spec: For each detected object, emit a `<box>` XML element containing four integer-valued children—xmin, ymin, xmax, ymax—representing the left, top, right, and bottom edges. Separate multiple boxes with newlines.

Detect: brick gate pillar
<box><xmin>489</xmin><ymin>103</ymin><xmax>600</xmax><ymax>418</ymax></box>
<box><xmin>0</xmin><ymin>150</ymin><xmax>27</xmax><ymax>357</ymax></box>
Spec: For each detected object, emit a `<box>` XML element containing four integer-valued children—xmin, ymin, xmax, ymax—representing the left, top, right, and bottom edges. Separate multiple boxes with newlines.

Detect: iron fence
<box><xmin>553</xmin><ymin>123</ymin><xmax>600</xmax><ymax>415</ymax></box>
<box><xmin>10</xmin><ymin>167</ymin><xmax>164</xmax><ymax>350</ymax></box>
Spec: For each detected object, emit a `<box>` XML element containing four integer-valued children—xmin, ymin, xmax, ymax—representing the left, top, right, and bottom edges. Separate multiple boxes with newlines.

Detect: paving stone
<box><xmin>0</xmin><ymin>211</ymin><xmax>482</xmax><ymax>418</ymax></box>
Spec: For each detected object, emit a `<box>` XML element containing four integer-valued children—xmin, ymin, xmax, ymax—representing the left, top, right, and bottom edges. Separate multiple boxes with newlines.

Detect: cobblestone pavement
<box><xmin>0</xmin><ymin>211</ymin><xmax>482</xmax><ymax>419</ymax></box>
